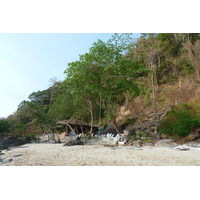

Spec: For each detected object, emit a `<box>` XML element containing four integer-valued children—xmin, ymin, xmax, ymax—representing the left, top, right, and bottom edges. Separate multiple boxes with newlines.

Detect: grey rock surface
<box><xmin>13</xmin><ymin>154</ymin><xmax>23</xmax><ymax>158</ymax></box>
<box><xmin>1</xmin><ymin>158</ymin><xmax>13</xmax><ymax>163</ymax></box>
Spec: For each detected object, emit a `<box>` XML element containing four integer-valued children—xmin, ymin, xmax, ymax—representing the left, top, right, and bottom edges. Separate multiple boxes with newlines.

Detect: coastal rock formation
<box><xmin>0</xmin><ymin>136</ymin><xmax>31</xmax><ymax>150</ymax></box>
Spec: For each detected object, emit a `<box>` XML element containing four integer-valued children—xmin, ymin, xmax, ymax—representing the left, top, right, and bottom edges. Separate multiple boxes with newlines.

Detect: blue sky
<box><xmin>0</xmin><ymin>33</ymin><xmax>140</xmax><ymax>118</ymax></box>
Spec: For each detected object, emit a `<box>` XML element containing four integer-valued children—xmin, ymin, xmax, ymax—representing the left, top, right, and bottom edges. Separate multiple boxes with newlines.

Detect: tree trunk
<box><xmin>89</xmin><ymin>109</ymin><xmax>93</xmax><ymax>135</ymax></box>
<box><xmin>87</xmin><ymin>100</ymin><xmax>93</xmax><ymax>135</ymax></box>
<box><xmin>150</xmin><ymin>62</ymin><xmax>158</xmax><ymax>134</ymax></box>
<box><xmin>111</xmin><ymin>116</ymin><xmax>120</xmax><ymax>133</ymax></box>
<box><xmin>105</xmin><ymin>102</ymin><xmax>120</xmax><ymax>133</ymax></box>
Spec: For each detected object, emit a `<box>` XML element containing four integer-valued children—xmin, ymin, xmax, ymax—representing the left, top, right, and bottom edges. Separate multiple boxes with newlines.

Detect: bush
<box><xmin>26</xmin><ymin>133</ymin><xmax>37</xmax><ymax>140</ymax></box>
<box><xmin>0</xmin><ymin>119</ymin><xmax>11</xmax><ymax>135</ymax></box>
<box><xmin>158</xmin><ymin>103</ymin><xmax>200</xmax><ymax>137</ymax></box>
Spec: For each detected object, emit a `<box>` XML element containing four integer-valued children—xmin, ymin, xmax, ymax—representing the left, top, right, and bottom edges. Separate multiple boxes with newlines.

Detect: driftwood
<box><xmin>63</xmin><ymin>137</ymin><xmax>84</xmax><ymax>146</ymax></box>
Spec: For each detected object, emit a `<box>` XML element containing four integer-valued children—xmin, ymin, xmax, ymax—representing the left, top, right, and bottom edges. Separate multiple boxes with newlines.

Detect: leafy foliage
<box><xmin>159</xmin><ymin>103</ymin><xmax>200</xmax><ymax>137</ymax></box>
<box><xmin>62</xmin><ymin>34</ymin><xmax>147</xmax><ymax>131</ymax></box>
<box><xmin>0</xmin><ymin>119</ymin><xmax>12</xmax><ymax>135</ymax></box>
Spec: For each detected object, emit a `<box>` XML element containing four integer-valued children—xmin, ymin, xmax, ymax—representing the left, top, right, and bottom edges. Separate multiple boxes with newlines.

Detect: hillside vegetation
<box><xmin>1</xmin><ymin>33</ymin><xmax>200</xmax><ymax>142</ymax></box>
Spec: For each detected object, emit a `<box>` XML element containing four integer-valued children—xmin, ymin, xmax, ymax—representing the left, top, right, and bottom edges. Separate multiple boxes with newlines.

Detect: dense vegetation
<box><xmin>159</xmin><ymin>103</ymin><xmax>200</xmax><ymax>137</ymax></box>
<box><xmin>1</xmin><ymin>33</ymin><xmax>200</xmax><ymax>139</ymax></box>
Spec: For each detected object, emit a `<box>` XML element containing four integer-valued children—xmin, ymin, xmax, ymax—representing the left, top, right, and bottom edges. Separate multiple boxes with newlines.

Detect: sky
<box><xmin>0</xmin><ymin>33</ymin><xmax>140</xmax><ymax>118</ymax></box>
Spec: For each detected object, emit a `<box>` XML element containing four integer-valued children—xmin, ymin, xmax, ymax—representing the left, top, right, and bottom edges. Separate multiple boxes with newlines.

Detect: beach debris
<box><xmin>116</xmin><ymin>133</ymin><xmax>126</xmax><ymax>145</ymax></box>
<box><xmin>63</xmin><ymin>136</ymin><xmax>84</xmax><ymax>146</ymax></box>
<box><xmin>106</xmin><ymin>133</ymin><xmax>115</xmax><ymax>138</ymax></box>
<box><xmin>174</xmin><ymin>145</ymin><xmax>191</xmax><ymax>151</ymax></box>
<box><xmin>118</xmin><ymin>141</ymin><xmax>125</xmax><ymax>145</ymax></box>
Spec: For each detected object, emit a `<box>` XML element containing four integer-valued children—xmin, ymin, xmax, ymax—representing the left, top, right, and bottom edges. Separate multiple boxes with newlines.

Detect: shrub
<box><xmin>26</xmin><ymin>133</ymin><xmax>37</xmax><ymax>140</ymax></box>
<box><xmin>0</xmin><ymin>119</ymin><xmax>11</xmax><ymax>135</ymax></box>
<box><xmin>158</xmin><ymin>103</ymin><xmax>200</xmax><ymax>137</ymax></box>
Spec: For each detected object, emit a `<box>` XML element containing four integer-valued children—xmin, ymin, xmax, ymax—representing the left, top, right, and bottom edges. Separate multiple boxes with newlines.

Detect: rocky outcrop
<box><xmin>126</xmin><ymin>108</ymin><xmax>171</xmax><ymax>135</ymax></box>
<box><xmin>154</xmin><ymin>139</ymin><xmax>177</xmax><ymax>147</ymax></box>
<box><xmin>0</xmin><ymin>136</ymin><xmax>31</xmax><ymax>150</ymax></box>
<box><xmin>0</xmin><ymin>158</ymin><xmax>13</xmax><ymax>164</ymax></box>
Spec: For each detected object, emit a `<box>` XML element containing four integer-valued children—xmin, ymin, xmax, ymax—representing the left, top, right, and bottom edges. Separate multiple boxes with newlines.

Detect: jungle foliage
<box><xmin>2</xmin><ymin>33</ymin><xmax>200</xmax><ymax>137</ymax></box>
<box><xmin>159</xmin><ymin>103</ymin><xmax>200</xmax><ymax>137</ymax></box>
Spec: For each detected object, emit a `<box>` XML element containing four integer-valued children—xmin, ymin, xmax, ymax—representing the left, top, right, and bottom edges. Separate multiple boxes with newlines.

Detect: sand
<box><xmin>1</xmin><ymin>143</ymin><xmax>200</xmax><ymax>166</ymax></box>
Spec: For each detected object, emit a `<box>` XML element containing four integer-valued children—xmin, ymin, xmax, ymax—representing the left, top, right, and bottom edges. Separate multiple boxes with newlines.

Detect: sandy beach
<box><xmin>0</xmin><ymin>143</ymin><xmax>200</xmax><ymax>166</ymax></box>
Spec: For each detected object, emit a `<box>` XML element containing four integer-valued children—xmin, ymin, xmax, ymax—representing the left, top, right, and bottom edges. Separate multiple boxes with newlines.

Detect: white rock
<box><xmin>174</xmin><ymin>145</ymin><xmax>190</xmax><ymax>151</ymax></box>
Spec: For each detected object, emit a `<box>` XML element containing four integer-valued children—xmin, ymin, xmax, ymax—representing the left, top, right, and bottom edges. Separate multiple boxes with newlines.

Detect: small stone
<box><xmin>13</xmin><ymin>154</ymin><xmax>22</xmax><ymax>158</ymax></box>
<box><xmin>2</xmin><ymin>158</ymin><xmax>13</xmax><ymax>163</ymax></box>
<box><xmin>174</xmin><ymin>145</ymin><xmax>190</xmax><ymax>151</ymax></box>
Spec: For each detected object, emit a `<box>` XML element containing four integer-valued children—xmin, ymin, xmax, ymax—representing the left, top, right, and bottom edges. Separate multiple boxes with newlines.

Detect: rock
<box><xmin>0</xmin><ymin>136</ymin><xmax>31</xmax><ymax>150</ymax></box>
<box><xmin>155</xmin><ymin>139</ymin><xmax>177</xmax><ymax>147</ymax></box>
<box><xmin>185</xmin><ymin>141</ymin><xmax>200</xmax><ymax>147</ymax></box>
<box><xmin>174</xmin><ymin>145</ymin><xmax>190</xmax><ymax>151</ymax></box>
<box><xmin>13</xmin><ymin>154</ymin><xmax>22</xmax><ymax>158</ymax></box>
<box><xmin>133</xmin><ymin>140</ymin><xmax>144</xmax><ymax>147</ymax></box>
<box><xmin>1</xmin><ymin>158</ymin><xmax>13</xmax><ymax>163</ymax></box>
<box><xmin>195</xmin><ymin>138</ymin><xmax>200</xmax><ymax>143</ymax></box>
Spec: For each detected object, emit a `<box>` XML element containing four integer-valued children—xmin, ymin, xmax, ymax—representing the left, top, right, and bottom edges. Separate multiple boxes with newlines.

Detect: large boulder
<box><xmin>0</xmin><ymin>158</ymin><xmax>13</xmax><ymax>163</ymax></box>
<box><xmin>0</xmin><ymin>136</ymin><xmax>31</xmax><ymax>150</ymax></box>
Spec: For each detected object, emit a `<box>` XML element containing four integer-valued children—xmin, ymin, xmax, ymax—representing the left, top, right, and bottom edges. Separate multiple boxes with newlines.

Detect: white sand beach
<box><xmin>1</xmin><ymin>143</ymin><xmax>200</xmax><ymax>166</ymax></box>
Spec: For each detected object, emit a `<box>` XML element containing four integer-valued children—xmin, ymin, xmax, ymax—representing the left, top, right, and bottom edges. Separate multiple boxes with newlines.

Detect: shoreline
<box><xmin>1</xmin><ymin>142</ymin><xmax>200</xmax><ymax>166</ymax></box>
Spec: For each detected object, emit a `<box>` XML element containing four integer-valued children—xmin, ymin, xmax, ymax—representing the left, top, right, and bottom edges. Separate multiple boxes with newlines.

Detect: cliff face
<box><xmin>115</xmin><ymin>78</ymin><xmax>200</xmax><ymax>137</ymax></box>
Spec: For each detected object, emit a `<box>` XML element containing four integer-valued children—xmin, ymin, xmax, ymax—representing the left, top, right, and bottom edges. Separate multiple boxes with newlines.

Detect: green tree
<box><xmin>0</xmin><ymin>119</ymin><xmax>11</xmax><ymax>135</ymax></box>
<box><xmin>64</xmin><ymin>34</ymin><xmax>146</xmax><ymax>132</ymax></box>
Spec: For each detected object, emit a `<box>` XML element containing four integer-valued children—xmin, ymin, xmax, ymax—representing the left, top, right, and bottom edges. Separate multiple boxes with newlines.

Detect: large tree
<box><xmin>64</xmin><ymin>34</ymin><xmax>146</xmax><ymax>132</ymax></box>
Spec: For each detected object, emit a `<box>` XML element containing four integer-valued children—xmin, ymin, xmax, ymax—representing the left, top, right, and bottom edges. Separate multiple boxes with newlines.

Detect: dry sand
<box><xmin>1</xmin><ymin>143</ymin><xmax>200</xmax><ymax>166</ymax></box>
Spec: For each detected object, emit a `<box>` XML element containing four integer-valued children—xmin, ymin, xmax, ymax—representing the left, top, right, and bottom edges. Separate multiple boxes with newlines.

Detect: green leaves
<box><xmin>159</xmin><ymin>103</ymin><xmax>200</xmax><ymax>137</ymax></box>
<box><xmin>60</xmin><ymin>33</ymin><xmax>147</xmax><ymax>124</ymax></box>
<box><xmin>0</xmin><ymin>119</ymin><xmax>12</xmax><ymax>135</ymax></box>
<box><xmin>10</xmin><ymin>33</ymin><xmax>149</xmax><ymax>134</ymax></box>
